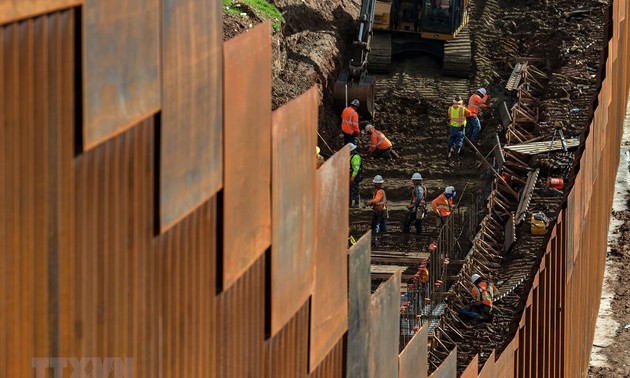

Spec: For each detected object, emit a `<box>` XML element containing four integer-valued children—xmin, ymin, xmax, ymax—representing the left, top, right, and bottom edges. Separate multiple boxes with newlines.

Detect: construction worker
<box><xmin>349</xmin><ymin>143</ymin><xmax>363</xmax><ymax>208</ymax></box>
<box><xmin>447</xmin><ymin>96</ymin><xmax>472</xmax><ymax>158</ymax></box>
<box><xmin>365</xmin><ymin>124</ymin><xmax>393</xmax><ymax>159</ymax></box>
<box><xmin>466</xmin><ymin>88</ymin><xmax>489</xmax><ymax>143</ymax></box>
<box><xmin>431</xmin><ymin>186</ymin><xmax>456</xmax><ymax>224</ymax></box>
<box><xmin>459</xmin><ymin>273</ymin><xmax>499</xmax><ymax>322</ymax></box>
<box><xmin>402</xmin><ymin>173</ymin><xmax>426</xmax><ymax>234</ymax></box>
<box><xmin>341</xmin><ymin>99</ymin><xmax>360</xmax><ymax>145</ymax></box>
<box><xmin>316</xmin><ymin>146</ymin><xmax>325</xmax><ymax>169</ymax></box>
<box><xmin>365</xmin><ymin>175</ymin><xmax>387</xmax><ymax>233</ymax></box>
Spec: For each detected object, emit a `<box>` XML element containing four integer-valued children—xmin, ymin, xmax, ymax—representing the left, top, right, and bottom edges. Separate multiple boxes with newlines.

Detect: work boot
<box><xmin>447</xmin><ymin>146</ymin><xmax>454</xmax><ymax>158</ymax></box>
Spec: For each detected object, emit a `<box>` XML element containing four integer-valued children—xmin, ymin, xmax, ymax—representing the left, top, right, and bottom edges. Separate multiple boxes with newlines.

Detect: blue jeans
<box><xmin>459</xmin><ymin>302</ymin><xmax>490</xmax><ymax>319</ymax></box>
<box><xmin>402</xmin><ymin>211</ymin><xmax>422</xmax><ymax>234</ymax></box>
<box><xmin>447</xmin><ymin>126</ymin><xmax>465</xmax><ymax>150</ymax></box>
<box><xmin>466</xmin><ymin>116</ymin><xmax>481</xmax><ymax>141</ymax></box>
<box><xmin>371</xmin><ymin>210</ymin><xmax>387</xmax><ymax>233</ymax></box>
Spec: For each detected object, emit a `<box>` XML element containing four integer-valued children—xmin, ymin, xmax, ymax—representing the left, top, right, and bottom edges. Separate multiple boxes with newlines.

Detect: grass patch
<box><xmin>223</xmin><ymin>0</ymin><xmax>285</xmax><ymax>31</ymax></box>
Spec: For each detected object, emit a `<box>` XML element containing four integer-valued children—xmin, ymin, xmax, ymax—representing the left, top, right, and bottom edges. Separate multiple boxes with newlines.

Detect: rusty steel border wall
<box><xmin>0</xmin><ymin>1</ymin><xmax>629</xmax><ymax>377</ymax></box>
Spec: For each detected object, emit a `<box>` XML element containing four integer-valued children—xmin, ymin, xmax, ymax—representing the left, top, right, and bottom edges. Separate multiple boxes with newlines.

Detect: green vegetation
<box><xmin>223</xmin><ymin>0</ymin><xmax>285</xmax><ymax>31</ymax></box>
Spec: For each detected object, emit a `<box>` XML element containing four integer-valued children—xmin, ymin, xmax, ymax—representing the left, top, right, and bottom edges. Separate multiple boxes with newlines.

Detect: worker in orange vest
<box><xmin>431</xmin><ymin>186</ymin><xmax>456</xmax><ymax>224</ymax></box>
<box><xmin>365</xmin><ymin>124</ymin><xmax>393</xmax><ymax>159</ymax></box>
<box><xmin>447</xmin><ymin>96</ymin><xmax>472</xmax><ymax>158</ymax></box>
<box><xmin>341</xmin><ymin>99</ymin><xmax>360</xmax><ymax>145</ymax></box>
<box><xmin>459</xmin><ymin>273</ymin><xmax>499</xmax><ymax>322</ymax></box>
<box><xmin>466</xmin><ymin>88</ymin><xmax>489</xmax><ymax>143</ymax></box>
<box><xmin>403</xmin><ymin>172</ymin><xmax>426</xmax><ymax>235</ymax></box>
<box><xmin>365</xmin><ymin>175</ymin><xmax>387</xmax><ymax>233</ymax></box>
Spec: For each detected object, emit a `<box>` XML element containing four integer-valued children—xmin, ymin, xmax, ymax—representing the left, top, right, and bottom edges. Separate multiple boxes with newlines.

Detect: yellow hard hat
<box><xmin>316</xmin><ymin>146</ymin><xmax>321</xmax><ymax>155</ymax></box>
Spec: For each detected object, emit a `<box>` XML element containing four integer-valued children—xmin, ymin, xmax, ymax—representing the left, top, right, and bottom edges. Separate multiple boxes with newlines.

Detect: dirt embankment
<box><xmin>223</xmin><ymin>0</ymin><xmax>361</xmax><ymax>140</ymax></box>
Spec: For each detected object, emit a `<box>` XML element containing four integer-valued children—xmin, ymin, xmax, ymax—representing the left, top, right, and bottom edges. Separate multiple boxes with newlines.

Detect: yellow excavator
<box><xmin>334</xmin><ymin>0</ymin><xmax>471</xmax><ymax>117</ymax></box>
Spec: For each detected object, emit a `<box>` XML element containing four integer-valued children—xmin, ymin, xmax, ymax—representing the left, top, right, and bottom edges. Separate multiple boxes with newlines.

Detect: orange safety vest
<box><xmin>472</xmin><ymin>281</ymin><xmax>498</xmax><ymax>308</ymax></box>
<box><xmin>411</xmin><ymin>185</ymin><xmax>426</xmax><ymax>208</ymax></box>
<box><xmin>467</xmin><ymin>93</ymin><xmax>488</xmax><ymax>116</ymax></box>
<box><xmin>370</xmin><ymin>188</ymin><xmax>387</xmax><ymax>211</ymax></box>
<box><xmin>431</xmin><ymin>193</ymin><xmax>453</xmax><ymax>217</ymax></box>
<box><xmin>341</xmin><ymin>107</ymin><xmax>359</xmax><ymax>134</ymax></box>
<box><xmin>419</xmin><ymin>267</ymin><xmax>429</xmax><ymax>284</ymax></box>
<box><xmin>369</xmin><ymin>130</ymin><xmax>392</xmax><ymax>152</ymax></box>
<box><xmin>448</xmin><ymin>105</ymin><xmax>467</xmax><ymax>127</ymax></box>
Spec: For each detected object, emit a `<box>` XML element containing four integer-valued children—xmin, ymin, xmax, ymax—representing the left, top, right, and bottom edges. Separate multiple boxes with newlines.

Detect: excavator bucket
<box><xmin>333</xmin><ymin>71</ymin><xmax>376</xmax><ymax>119</ymax></box>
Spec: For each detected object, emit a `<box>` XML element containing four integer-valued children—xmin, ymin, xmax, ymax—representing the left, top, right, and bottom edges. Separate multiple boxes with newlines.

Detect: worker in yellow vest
<box><xmin>447</xmin><ymin>96</ymin><xmax>472</xmax><ymax>158</ymax></box>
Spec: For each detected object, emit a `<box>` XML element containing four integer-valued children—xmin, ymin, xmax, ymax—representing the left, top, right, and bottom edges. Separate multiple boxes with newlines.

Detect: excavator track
<box><xmin>442</xmin><ymin>25</ymin><xmax>472</xmax><ymax>78</ymax></box>
<box><xmin>368</xmin><ymin>31</ymin><xmax>392</xmax><ymax>74</ymax></box>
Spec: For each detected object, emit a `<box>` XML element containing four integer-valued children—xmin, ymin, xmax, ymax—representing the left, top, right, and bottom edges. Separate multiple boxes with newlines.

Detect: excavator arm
<box><xmin>333</xmin><ymin>0</ymin><xmax>378</xmax><ymax>118</ymax></box>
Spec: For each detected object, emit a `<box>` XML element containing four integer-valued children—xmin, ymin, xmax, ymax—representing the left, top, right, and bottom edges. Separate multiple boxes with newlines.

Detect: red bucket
<box><xmin>547</xmin><ymin>177</ymin><xmax>564</xmax><ymax>189</ymax></box>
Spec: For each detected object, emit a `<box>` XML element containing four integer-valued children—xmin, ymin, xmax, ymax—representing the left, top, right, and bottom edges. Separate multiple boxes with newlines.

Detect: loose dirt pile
<box><xmin>223</xmin><ymin>0</ymin><xmax>361</xmax><ymax>115</ymax></box>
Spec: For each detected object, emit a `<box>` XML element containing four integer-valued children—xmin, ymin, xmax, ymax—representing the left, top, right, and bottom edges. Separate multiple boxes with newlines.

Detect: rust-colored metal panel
<box><xmin>0</xmin><ymin>10</ymin><xmax>76</xmax><ymax>377</ymax></box>
<box><xmin>347</xmin><ymin>232</ymin><xmax>371</xmax><ymax>378</ymax></box>
<box><xmin>369</xmin><ymin>271</ymin><xmax>401</xmax><ymax>378</ymax></box>
<box><xmin>159</xmin><ymin>0</ymin><xmax>222</xmax><ymax>230</ymax></box>
<box><xmin>0</xmin><ymin>0</ymin><xmax>81</xmax><ymax>25</ymax></box>
<box><xmin>494</xmin><ymin>339</ymin><xmax>516</xmax><ymax>377</ymax></box>
<box><xmin>477</xmin><ymin>351</ymin><xmax>495</xmax><ymax>378</ymax></box>
<box><xmin>216</xmin><ymin>256</ymin><xmax>265</xmax><ymax>377</ymax></box>
<box><xmin>460</xmin><ymin>354</ymin><xmax>479</xmax><ymax>378</ymax></box>
<box><xmin>83</xmin><ymin>0</ymin><xmax>160</xmax><ymax>149</ymax></box>
<box><xmin>309</xmin><ymin>338</ymin><xmax>345</xmax><ymax>378</ymax></box>
<box><xmin>223</xmin><ymin>22</ymin><xmax>272</xmax><ymax>289</ymax></box>
<box><xmin>398</xmin><ymin>323</ymin><xmax>428</xmax><ymax>378</ymax></box>
<box><xmin>311</xmin><ymin>145</ymin><xmax>350</xmax><ymax>371</ymax></box>
<box><xmin>159</xmin><ymin>199</ymin><xmax>217</xmax><ymax>377</ymax></box>
<box><xmin>427</xmin><ymin>348</ymin><xmax>456</xmax><ymax>378</ymax></box>
<box><xmin>270</xmin><ymin>87</ymin><xmax>317</xmax><ymax>335</ymax></box>
<box><xmin>264</xmin><ymin>300</ymin><xmax>310</xmax><ymax>378</ymax></box>
<box><xmin>71</xmin><ymin>120</ymin><xmax>159</xmax><ymax>375</ymax></box>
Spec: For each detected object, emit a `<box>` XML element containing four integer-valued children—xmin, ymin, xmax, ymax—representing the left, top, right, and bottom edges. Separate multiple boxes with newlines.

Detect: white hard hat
<box><xmin>411</xmin><ymin>172</ymin><xmax>423</xmax><ymax>181</ymax></box>
<box><xmin>471</xmin><ymin>274</ymin><xmax>482</xmax><ymax>284</ymax></box>
<box><xmin>477</xmin><ymin>88</ymin><xmax>487</xmax><ymax>96</ymax></box>
<box><xmin>348</xmin><ymin>143</ymin><xmax>357</xmax><ymax>152</ymax></box>
<box><xmin>351</xmin><ymin>99</ymin><xmax>360</xmax><ymax>107</ymax></box>
<box><xmin>445</xmin><ymin>186</ymin><xmax>455</xmax><ymax>194</ymax></box>
<box><xmin>365</xmin><ymin>124</ymin><xmax>374</xmax><ymax>132</ymax></box>
<box><xmin>373</xmin><ymin>175</ymin><xmax>384</xmax><ymax>184</ymax></box>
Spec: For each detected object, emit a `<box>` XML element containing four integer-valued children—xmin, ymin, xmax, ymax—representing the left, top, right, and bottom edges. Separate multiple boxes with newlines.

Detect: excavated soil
<box><xmin>223</xmin><ymin>0</ymin><xmax>629</xmax><ymax>374</ymax></box>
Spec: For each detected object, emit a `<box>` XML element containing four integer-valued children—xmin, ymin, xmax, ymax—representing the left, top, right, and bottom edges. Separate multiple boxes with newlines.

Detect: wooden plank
<box><xmin>270</xmin><ymin>88</ymin><xmax>317</xmax><ymax>335</ymax></box>
<box><xmin>347</xmin><ymin>233</ymin><xmax>372</xmax><ymax>378</ymax></box>
<box><xmin>369</xmin><ymin>271</ymin><xmax>401</xmax><ymax>378</ymax></box>
<box><xmin>159</xmin><ymin>0</ymin><xmax>222</xmax><ymax>230</ymax></box>
<box><xmin>83</xmin><ymin>0</ymin><xmax>160</xmax><ymax>149</ymax></box>
<box><xmin>310</xmin><ymin>145</ymin><xmax>350</xmax><ymax>371</ymax></box>
<box><xmin>222</xmin><ymin>22</ymin><xmax>272</xmax><ymax>289</ymax></box>
<box><xmin>0</xmin><ymin>0</ymin><xmax>82</xmax><ymax>25</ymax></box>
<box><xmin>504</xmin><ymin>138</ymin><xmax>580</xmax><ymax>155</ymax></box>
<box><xmin>515</xmin><ymin>169</ymin><xmax>540</xmax><ymax>225</ymax></box>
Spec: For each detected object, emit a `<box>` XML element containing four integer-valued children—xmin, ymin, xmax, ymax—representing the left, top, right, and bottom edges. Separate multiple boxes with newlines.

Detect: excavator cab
<box><xmin>420</xmin><ymin>0</ymin><xmax>467</xmax><ymax>36</ymax></box>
